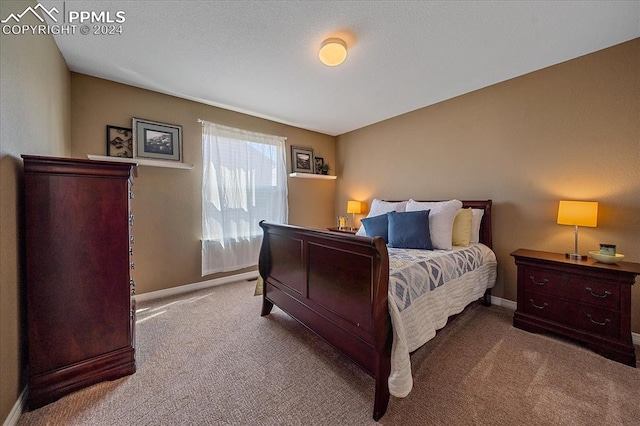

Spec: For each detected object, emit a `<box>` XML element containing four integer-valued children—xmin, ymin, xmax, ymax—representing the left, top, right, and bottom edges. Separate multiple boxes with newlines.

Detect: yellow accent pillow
<box><xmin>452</xmin><ymin>208</ymin><xmax>473</xmax><ymax>247</ymax></box>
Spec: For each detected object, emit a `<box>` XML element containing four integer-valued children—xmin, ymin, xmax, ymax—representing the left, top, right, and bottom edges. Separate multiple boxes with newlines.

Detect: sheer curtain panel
<box><xmin>201</xmin><ymin>121</ymin><xmax>288</xmax><ymax>275</ymax></box>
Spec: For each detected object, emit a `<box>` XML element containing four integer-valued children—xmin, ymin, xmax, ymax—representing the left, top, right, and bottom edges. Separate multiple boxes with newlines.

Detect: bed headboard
<box><xmin>385</xmin><ymin>199</ymin><xmax>493</xmax><ymax>249</ymax></box>
<box><xmin>460</xmin><ymin>200</ymin><xmax>492</xmax><ymax>249</ymax></box>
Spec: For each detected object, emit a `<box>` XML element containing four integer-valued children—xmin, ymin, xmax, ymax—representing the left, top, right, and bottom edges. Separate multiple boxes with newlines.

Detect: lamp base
<box><xmin>565</xmin><ymin>253</ymin><xmax>586</xmax><ymax>260</ymax></box>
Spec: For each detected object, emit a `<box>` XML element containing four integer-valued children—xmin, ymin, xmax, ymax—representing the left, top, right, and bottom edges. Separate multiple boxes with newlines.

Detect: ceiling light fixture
<box><xmin>319</xmin><ymin>38</ymin><xmax>347</xmax><ymax>67</ymax></box>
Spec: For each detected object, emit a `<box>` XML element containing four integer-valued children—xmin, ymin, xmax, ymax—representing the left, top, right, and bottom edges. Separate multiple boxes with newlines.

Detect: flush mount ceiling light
<box><xmin>319</xmin><ymin>38</ymin><xmax>347</xmax><ymax>67</ymax></box>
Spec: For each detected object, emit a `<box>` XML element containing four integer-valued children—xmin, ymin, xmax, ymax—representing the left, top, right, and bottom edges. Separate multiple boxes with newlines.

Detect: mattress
<box><xmin>386</xmin><ymin>243</ymin><xmax>497</xmax><ymax>397</ymax></box>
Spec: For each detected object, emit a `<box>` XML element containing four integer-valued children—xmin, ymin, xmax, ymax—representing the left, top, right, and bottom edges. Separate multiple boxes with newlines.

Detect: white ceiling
<box><xmin>42</xmin><ymin>1</ymin><xmax>639</xmax><ymax>136</ymax></box>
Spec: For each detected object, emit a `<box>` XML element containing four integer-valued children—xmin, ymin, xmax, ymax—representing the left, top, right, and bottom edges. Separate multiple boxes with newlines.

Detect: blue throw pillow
<box><xmin>361</xmin><ymin>213</ymin><xmax>389</xmax><ymax>243</ymax></box>
<box><xmin>387</xmin><ymin>210</ymin><xmax>433</xmax><ymax>249</ymax></box>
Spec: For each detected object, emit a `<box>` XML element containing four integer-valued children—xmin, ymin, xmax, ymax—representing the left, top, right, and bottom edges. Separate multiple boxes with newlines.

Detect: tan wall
<box><xmin>336</xmin><ymin>39</ymin><xmax>640</xmax><ymax>332</ymax></box>
<box><xmin>0</xmin><ymin>0</ymin><xmax>71</xmax><ymax>421</ymax></box>
<box><xmin>70</xmin><ymin>74</ymin><xmax>336</xmax><ymax>294</ymax></box>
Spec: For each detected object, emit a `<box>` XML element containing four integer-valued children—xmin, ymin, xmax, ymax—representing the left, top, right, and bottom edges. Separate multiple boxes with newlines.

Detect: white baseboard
<box><xmin>490</xmin><ymin>295</ymin><xmax>517</xmax><ymax>311</ymax></box>
<box><xmin>490</xmin><ymin>295</ymin><xmax>640</xmax><ymax>346</ymax></box>
<box><xmin>134</xmin><ymin>271</ymin><xmax>259</xmax><ymax>303</ymax></box>
<box><xmin>2</xmin><ymin>386</ymin><xmax>26</xmax><ymax>426</ymax></box>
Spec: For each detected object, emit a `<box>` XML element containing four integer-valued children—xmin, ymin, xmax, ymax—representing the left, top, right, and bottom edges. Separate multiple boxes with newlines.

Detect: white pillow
<box><xmin>470</xmin><ymin>208</ymin><xmax>485</xmax><ymax>244</ymax></box>
<box><xmin>355</xmin><ymin>199</ymin><xmax>407</xmax><ymax>236</ymax></box>
<box><xmin>405</xmin><ymin>199</ymin><xmax>463</xmax><ymax>250</ymax></box>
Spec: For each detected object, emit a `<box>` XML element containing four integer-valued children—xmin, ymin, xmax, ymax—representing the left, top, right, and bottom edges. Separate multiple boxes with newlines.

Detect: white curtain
<box><xmin>201</xmin><ymin>121</ymin><xmax>288</xmax><ymax>275</ymax></box>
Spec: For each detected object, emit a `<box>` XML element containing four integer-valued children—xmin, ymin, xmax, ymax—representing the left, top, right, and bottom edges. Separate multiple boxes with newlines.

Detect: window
<box><xmin>201</xmin><ymin>121</ymin><xmax>288</xmax><ymax>275</ymax></box>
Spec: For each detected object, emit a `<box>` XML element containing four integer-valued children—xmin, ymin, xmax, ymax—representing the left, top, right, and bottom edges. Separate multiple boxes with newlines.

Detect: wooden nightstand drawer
<box><xmin>521</xmin><ymin>291</ymin><xmax>567</xmax><ymax>323</ymax></box>
<box><xmin>567</xmin><ymin>278</ymin><xmax>620</xmax><ymax>311</ymax></box>
<box><xmin>568</xmin><ymin>304</ymin><xmax>620</xmax><ymax>339</ymax></box>
<box><xmin>522</xmin><ymin>267</ymin><xmax>565</xmax><ymax>296</ymax></box>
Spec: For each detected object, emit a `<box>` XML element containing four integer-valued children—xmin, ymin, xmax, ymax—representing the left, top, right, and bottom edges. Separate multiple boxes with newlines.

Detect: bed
<box><xmin>258</xmin><ymin>200</ymin><xmax>496</xmax><ymax>420</ymax></box>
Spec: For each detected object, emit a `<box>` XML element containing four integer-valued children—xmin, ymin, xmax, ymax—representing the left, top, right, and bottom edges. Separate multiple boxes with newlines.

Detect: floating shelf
<box><xmin>88</xmin><ymin>155</ymin><xmax>194</xmax><ymax>170</ymax></box>
<box><xmin>289</xmin><ymin>172</ymin><xmax>337</xmax><ymax>180</ymax></box>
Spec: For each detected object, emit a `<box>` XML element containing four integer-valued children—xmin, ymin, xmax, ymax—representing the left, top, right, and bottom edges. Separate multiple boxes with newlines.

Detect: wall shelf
<box><xmin>87</xmin><ymin>155</ymin><xmax>194</xmax><ymax>169</ymax></box>
<box><xmin>289</xmin><ymin>172</ymin><xmax>336</xmax><ymax>180</ymax></box>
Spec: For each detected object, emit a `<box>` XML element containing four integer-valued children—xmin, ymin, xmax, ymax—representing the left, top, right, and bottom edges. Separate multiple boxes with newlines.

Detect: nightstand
<box><xmin>511</xmin><ymin>249</ymin><xmax>639</xmax><ymax>367</ymax></box>
<box><xmin>327</xmin><ymin>227</ymin><xmax>358</xmax><ymax>235</ymax></box>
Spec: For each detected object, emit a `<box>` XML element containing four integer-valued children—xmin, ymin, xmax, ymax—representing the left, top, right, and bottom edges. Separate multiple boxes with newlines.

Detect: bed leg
<box><xmin>261</xmin><ymin>297</ymin><xmax>274</xmax><ymax>316</ymax></box>
<box><xmin>482</xmin><ymin>288</ymin><xmax>492</xmax><ymax>307</ymax></box>
<box><xmin>372</xmin><ymin>347</ymin><xmax>391</xmax><ymax>421</ymax></box>
<box><xmin>373</xmin><ymin>379</ymin><xmax>390</xmax><ymax>421</ymax></box>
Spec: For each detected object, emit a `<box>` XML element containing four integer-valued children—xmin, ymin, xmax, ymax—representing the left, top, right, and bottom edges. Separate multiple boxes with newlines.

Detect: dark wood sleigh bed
<box><xmin>258</xmin><ymin>200</ymin><xmax>494</xmax><ymax>420</ymax></box>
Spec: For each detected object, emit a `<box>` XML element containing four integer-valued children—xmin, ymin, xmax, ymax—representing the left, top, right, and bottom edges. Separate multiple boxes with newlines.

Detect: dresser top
<box><xmin>511</xmin><ymin>249</ymin><xmax>640</xmax><ymax>275</ymax></box>
<box><xmin>22</xmin><ymin>155</ymin><xmax>133</xmax><ymax>178</ymax></box>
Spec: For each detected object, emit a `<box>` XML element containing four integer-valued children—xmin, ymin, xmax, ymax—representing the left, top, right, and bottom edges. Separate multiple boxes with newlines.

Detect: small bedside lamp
<box><xmin>557</xmin><ymin>200</ymin><xmax>598</xmax><ymax>260</ymax></box>
<box><xmin>347</xmin><ymin>200</ymin><xmax>362</xmax><ymax>230</ymax></box>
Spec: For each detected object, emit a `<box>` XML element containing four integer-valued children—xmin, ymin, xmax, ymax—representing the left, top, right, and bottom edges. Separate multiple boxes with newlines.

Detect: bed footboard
<box><xmin>258</xmin><ymin>221</ymin><xmax>392</xmax><ymax>420</ymax></box>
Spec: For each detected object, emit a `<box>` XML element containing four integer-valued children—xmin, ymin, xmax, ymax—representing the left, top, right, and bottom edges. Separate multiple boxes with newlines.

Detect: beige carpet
<box><xmin>17</xmin><ymin>280</ymin><xmax>640</xmax><ymax>425</ymax></box>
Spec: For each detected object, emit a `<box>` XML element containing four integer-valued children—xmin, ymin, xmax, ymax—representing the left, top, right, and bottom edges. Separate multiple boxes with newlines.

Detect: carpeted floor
<box><xmin>17</xmin><ymin>280</ymin><xmax>640</xmax><ymax>425</ymax></box>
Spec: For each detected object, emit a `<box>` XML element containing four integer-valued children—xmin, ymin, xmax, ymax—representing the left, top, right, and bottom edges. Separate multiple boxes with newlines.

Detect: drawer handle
<box><xmin>529</xmin><ymin>299</ymin><xmax>548</xmax><ymax>310</ymax></box>
<box><xmin>585</xmin><ymin>287</ymin><xmax>612</xmax><ymax>299</ymax></box>
<box><xmin>586</xmin><ymin>313</ymin><xmax>611</xmax><ymax>327</ymax></box>
<box><xmin>529</xmin><ymin>276</ymin><xmax>548</xmax><ymax>286</ymax></box>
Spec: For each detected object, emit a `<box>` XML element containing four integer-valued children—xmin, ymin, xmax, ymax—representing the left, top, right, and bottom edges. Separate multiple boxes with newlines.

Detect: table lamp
<box><xmin>347</xmin><ymin>200</ymin><xmax>362</xmax><ymax>230</ymax></box>
<box><xmin>556</xmin><ymin>200</ymin><xmax>598</xmax><ymax>260</ymax></box>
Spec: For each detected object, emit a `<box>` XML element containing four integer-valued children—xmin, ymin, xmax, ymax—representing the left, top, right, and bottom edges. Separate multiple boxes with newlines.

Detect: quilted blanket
<box><xmin>386</xmin><ymin>244</ymin><xmax>497</xmax><ymax>397</ymax></box>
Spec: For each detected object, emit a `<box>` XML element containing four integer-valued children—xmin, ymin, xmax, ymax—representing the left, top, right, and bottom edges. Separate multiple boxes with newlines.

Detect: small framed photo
<box><xmin>106</xmin><ymin>125</ymin><xmax>133</xmax><ymax>158</ymax></box>
<box><xmin>291</xmin><ymin>146</ymin><xmax>314</xmax><ymax>174</ymax></box>
<box><xmin>314</xmin><ymin>157</ymin><xmax>324</xmax><ymax>174</ymax></box>
<box><xmin>133</xmin><ymin>118</ymin><xmax>182</xmax><ymax>162</ymax></box>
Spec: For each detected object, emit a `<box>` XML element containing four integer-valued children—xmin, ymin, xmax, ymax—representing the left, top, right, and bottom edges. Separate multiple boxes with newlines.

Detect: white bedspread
<box><xmin>386</xmin><ymin>243</ymin><xmax>497</xmax><ymax>397</ymax></box>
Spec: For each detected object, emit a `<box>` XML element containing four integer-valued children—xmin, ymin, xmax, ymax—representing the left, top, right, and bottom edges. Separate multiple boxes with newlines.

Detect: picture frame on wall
<box><xmin>314</xmin><ymin>157</ymin><xmax>324</xmax><ymax>174</ymax></box>
<box><xmin>291</xmin><ymin>146</ymin><xmax>314</xmax><ymax>174</ymax></box>
<box><xmin>106</xmin><ymin>125</ymin><xmax>133</xmax><ymax>158</ymax></box>
<box><xmin>132</xmin><ymin>117</ymin><xmax>183</xmax><ymax>162</ymax></box>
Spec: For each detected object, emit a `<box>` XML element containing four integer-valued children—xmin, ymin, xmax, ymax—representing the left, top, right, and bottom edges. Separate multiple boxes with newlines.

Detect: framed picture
<box><xmin>314</xmin><ymin>157</ymin><xmax>324</xmax><ymax>174</ymax></box>
<box><xmin>291</xmin><ymin>146</ymin><xmax>314</xmax><ymax>174</ymax></box>
<box><xmin>106</xmin><ymin>125</ymin><xmax>133</xmax><ymax>158</ymax></box>
<box><xmin>133</xmin><ymin>117</ymin><xmax>182</xmax><ymax>162</ymax></box>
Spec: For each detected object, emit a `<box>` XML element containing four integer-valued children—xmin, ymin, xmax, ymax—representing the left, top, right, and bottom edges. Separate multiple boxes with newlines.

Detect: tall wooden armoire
<box><xmin>22</xmin><ymin>155</ymin><xmax>136</xmax><ymax>409</ymax></box>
